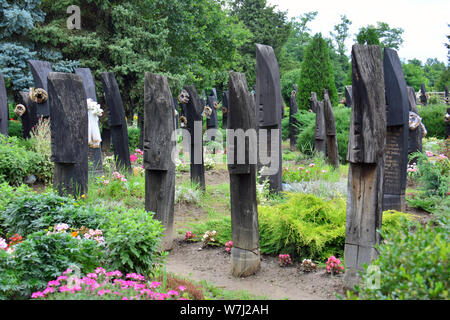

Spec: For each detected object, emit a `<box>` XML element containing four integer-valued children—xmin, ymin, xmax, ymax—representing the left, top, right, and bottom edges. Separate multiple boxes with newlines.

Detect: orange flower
<box><xmin>71</xmin><ymin>231</ymin><xmax>78</xmax><ymax>237</ymax></box>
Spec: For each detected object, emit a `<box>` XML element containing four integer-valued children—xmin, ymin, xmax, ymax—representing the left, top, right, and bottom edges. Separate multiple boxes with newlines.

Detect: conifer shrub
<box><xmin>296</xmin><ymin>33</ymin><xmax>339</xmax><ymax>110</ymax></box>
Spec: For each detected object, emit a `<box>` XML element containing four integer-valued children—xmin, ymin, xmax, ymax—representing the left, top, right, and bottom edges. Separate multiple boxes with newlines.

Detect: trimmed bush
<box><xmin>100</xmin><ymin>207</ymin><xmax>164</xmax><ymax>277</ymax></box>
<box><xmin>189</xmin><ymin>193</ymin><xmax>411</xmax><ymax>261</ymax></box>
<box><xmin>128</xmin><ymin>126</ymin><xmax>141</xmax><ymax>151</ymax></box>
<box><xmin>418</xmin><ymin>104</ymin><xmax>447</xmax><ymax>139</ymax></box>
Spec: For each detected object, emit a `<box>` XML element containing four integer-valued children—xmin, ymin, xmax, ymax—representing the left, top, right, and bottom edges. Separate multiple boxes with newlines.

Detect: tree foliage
<box><xmin>296</xmin><ymin>33</ymin><xmax>338</xmax><ymax>110</ymax></box>
<box><xmin>356</xmin><ymin>21</ymin><xmax>404</xmax><ymax>49</ymax></box>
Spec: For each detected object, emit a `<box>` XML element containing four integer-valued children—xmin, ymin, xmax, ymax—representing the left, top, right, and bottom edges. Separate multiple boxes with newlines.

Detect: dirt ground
<box><xmin>169</xmin><ymin>168</ymin><xmax>346</xmax><ymax>300</ymax></box>
<box><xmin>166</xmin><ymin>240</ymin><xmax>345</xmax><ymax>300</ymax></box>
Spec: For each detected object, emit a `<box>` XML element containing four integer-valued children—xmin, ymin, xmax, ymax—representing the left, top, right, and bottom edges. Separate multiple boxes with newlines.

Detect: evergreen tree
<box><xmin>296</xmin><ymin>33</ymin><xmax>338</xmax><ymax>110</ymax></box>
<box><xmin>0</xmin><ymin>0</ymin><xmax>78</xmax><ymax>94</ymax></box>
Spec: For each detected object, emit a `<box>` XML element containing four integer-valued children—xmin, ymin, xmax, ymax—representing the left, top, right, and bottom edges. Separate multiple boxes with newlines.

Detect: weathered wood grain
<box><xmin>228</xmin><ymin>71</ymin><xmax>260</xmax><ymax>278</ymax></box>
<box><xmin>101</xmin><ymin>72</ymin><xmax>131</xmax><ymax>172</ymax></box>
<box><xmin>48</xmin><ymin>72</ymin><xmax>88</xmax><ymax>197</ymax></box>
<box><xmin>144</xmin><ymin>72</ymin><xmax>176</xmax><ymax>251</ymax></box>
<box><xmin>344</xmin><ymin>44</ymin><xmax>386</xmax><ymax>289</ymax></box>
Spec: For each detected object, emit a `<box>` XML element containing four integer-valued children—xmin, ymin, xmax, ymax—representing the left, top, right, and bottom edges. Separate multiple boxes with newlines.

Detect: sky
<box><xmin>267</xmin><ymin>0</ymin><xmax>449</xmax><ymax>64</ymax></box>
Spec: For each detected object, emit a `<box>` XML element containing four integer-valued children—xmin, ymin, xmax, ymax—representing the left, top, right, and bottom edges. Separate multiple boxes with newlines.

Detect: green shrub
<box><xmin>0</xmin><ymin>135</ymin><xmax>52</xmax><ymax>185</ymax></box>
<box><xmin>350</xmin><ymin>213</ymin><xmax>449</xmax><ymax>300</ymax></box>
<box><xmin>296</xmin><ymin>107</ymin><xmax>351</xmax><ymax>162</ymax></box>
<box><xmin>0</xmin><ymin>231</ymin><xmax>104</xmax><ymax>299</ymax></box>
<box><xmin>412</xmin><ymin>150</ymin><xmax>449</xmax><ymax>197</ymax></box>
<box><xmin>7</xmin><ymin>120</ymin><xmax>22</xmax><ymax>138</ymax></box>
<box><xmin>100</xmin><ymin>208</ymin><xmax>164</xmax><ymax>277</ymax></box>
<box><xmin>1</xmin><ymin>192</ymin><xmax>102</xmax><ymax>237</ymax></box>
<box><xmin>418</xmin><ymin>104</ymin><xmax>447</xmax><ymax>139</ymax></box>
<box><xmin>128</xmin><ymin>126</ymin><xmax>141</xmax><ymax>151</ymax></box>
<box><xmin>189</xmin><ymin>193</ymin><xmax>410</xmax><ymax>261</ymax></box>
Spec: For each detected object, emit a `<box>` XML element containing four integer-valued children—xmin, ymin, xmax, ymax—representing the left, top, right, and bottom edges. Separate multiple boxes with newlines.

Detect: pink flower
<box><xmin>57</xmin><ymin>275</ymin><xmax>68</xmax><ymax>281</ymax></box>
<box><xmin>298</xmin><ymin>167</ymin><xmax>304</xmax><ymax>171</ymax></box>
<box><xmin>31</xmin><ymin>291</ymin><xmax>45</xmax><ymax>299</ymax></box>
<box><xmin>167</xmin><ymin>290</ymin><xmax>179</xmax><ymax>296</ymax></box>
<box><xmin>426</xmin><ymin>151</ymin><xmax>433</xmax><ymax>157</ymax></box>
<box><xmin>178</xmin><ymin>286</ymin><xmax>186</xmax><ymax>292</ymax></box>
<box><xmin>103</xmin><ymin>179</ymin><xmax>110</xmax><ymax>185</ymax></box>
<box><xmin>47</xmin><ymin>280</ymin><xmax>60</xmax><ymax>287</ymax></box>
<box><xmin>130</xmin><ymin>154</ymin><xmax>138</xmax><ymax>162</ymax></box>
<box><xmin>321</xmin><ymin>170</ymin><xmax>327</xmax><ymax>173</ymax></box>
<box><xmin>309</xmin><ymin>163</ymin><xmax>315</xmax><ymax>167</ymax></box>
<box><xmin>150</xmin><ymin>281</ymin><xmax>161</xmax><ymax>289</ymax></box>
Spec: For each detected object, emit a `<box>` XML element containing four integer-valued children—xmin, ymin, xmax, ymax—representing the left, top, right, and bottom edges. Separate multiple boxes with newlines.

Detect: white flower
<box><xmin>0</xmin><ymin>237</ymin><xmax>7</xmax><ymax>250</ymax></box>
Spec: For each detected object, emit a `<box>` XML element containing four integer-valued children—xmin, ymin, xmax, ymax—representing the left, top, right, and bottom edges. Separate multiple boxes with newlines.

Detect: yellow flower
<box><xmin>81</xmin><ymin>194</ymin><xmax>86</xmax><ymax>199</ymax></box>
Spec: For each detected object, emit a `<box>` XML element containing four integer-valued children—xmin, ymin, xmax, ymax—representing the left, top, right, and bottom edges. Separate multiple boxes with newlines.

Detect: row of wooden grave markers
<box><xmin>0</xmin><ymin>43</ymin><xmax>435</xmax><ymax>286</ymax></box>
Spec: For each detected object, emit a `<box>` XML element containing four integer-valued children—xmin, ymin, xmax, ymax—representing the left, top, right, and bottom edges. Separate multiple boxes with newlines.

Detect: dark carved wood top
<box><xmin>100</xmin><ymin>72</ymin><xmax>126</xmax><ymax>127</ymax></box>
<box><xmin>48</xmin><ymin>72</ymin><xmax>88</xmax><ymax>164</ymax></box>
<box><xmin>75</xmin><ymin>68</ymin><xmax>97</xmax><ymax>101</ymax></box>
<box><xmin>183</xmin><ymin>85</ymin><xmax>203</xmax><ymax>133</ymax></box>
<box><xmin>143</xmin><ymin>73</ymin><xmax>176</xmax><ymax>171</ymax></box>
<box><xmin>28</xmin><ymin>60</ymin><xmax>52</xmax><ymax>117</ymax></box>
<box><xmin>256</xmin><ymin>44</ymin><xmax>283</xmax><ymax>127</ymax></box>
<box><xmin>384</xmin><ymin>48</ymin><xmax>409</xmax><ymax>127</ymax></box>
<box><xmin>323</xmin><ymin>89</ymin><xmax>337</xmax><ymax>136</ymax></box>
<box><xmin>228</xmin><ymin>71</ymin><xmax>257</xmax><ymax>175</ymax></box>
<box><xmin>347</xmin><ymin>45</ymin><xmax>386</xmax><ymax>164</ymax></box>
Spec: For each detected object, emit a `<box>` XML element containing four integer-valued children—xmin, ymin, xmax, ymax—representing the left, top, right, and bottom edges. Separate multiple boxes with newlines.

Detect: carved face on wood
<box><xmin>14</xmin><ymin>104</ymin><xmax>26</xmax><ymax>117</ymax></box>
<box><xmin>29</xmin><ymin>88</ymin><xmax>48</xmax><ymax>104</ymax></box>
<box><xmin>178</xmin><ymin>90</ymin><xmax>190</xmax><ymax>104</ymax></box>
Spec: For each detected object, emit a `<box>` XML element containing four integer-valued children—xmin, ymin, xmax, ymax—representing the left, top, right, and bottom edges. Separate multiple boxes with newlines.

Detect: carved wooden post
<box><xmin>256</xmin><ymin>44</ymin><xmax>283</xmax><ymax>193</ymax></box>
<box><xmin>100</xmin><ymin>72</ymin><xmax>131</xmax><ymax>172</ymax></box>
<box><xmin>227</xmin><ymin>71</ymin><xmax>260</xmax><ymax>277</ymax></box>
<box><xmin>222</xmin><ymin>91</ymin><xmax>229</xmax><ymax>129</ymax></box>
<box><xmin>309</xmin><ymin>92</ymin><xmax>318</xmax><ymax>113</ymax></box>
<box><xmin>75</xmin><ymin>68</ymin><xmax>103</xmax><ymax>176</ymax></box>
<box><xmin>419</xmin><ymin>83</ymin><xmax>428</xmax><ymax>106</ymax></box>
<box><xmin>206</xmin><ymin>94</ymin><xmax>219</xmax><ymax>141</ymax></box>
<box><xmin>289</xmin><ymin>84</ymin><xmax>299</xmax><ymax>151</ymax></box>
<box><xmin>0</xmin><ymin>74</ymin><xmax>8</xmax><ymax>136</ymax></box>
<box><xmin>407</xmin><ymin>86</ymin><xmax>423</xmax><ymax>161</ymax></box>
<box><xmin>144</xmin><ymin>73</ymin><xmax>176</xmax><ymax>251</ymax></box>
<box><xmin>323</xmin><ymin>89</ymin><xmax>339</xmax><ymax>168</ymax></box>
<box><xmin>48</xmin><ymin>72</ymin><xmax>88</xmax><ymax>197</ymax></box>
<box><xmin>28</xmin><ymin>60</ymin><xmax>52</xmax><ymax>118</ymax></box>
<box><xmin>184</xmin><ymin>85</ymin><xmax>205</xmax><ymax>191</ymax></box>
<box><xmin>312</xmin><ymin>92</ymin><xmax>326</xmax><ymax>156</ymax></box>
<box><xmin>344</xmin><ymin>45</ymin><xmax>386</xmax><ymax>289</ymax></box>
<box><xmin>383</xmin><ymin>48</ymin><xmax>409</xmax><ymax>212</ymax></box>
<box><xmin>344</xmin><ymin>85</ymin><xmax>353</xmax><ymax>108</ymax></box>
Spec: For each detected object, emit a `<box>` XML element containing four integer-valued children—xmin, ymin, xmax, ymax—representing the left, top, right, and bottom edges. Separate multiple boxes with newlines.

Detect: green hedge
<box><xmin>418</xmin><ymin>104</ymin><xmax>447</xmax><ymax>139</ymax></box>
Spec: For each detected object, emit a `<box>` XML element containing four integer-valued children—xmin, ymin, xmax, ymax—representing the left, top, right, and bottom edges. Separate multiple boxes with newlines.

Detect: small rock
<box><xmin>24</xmin><ymin>175</ymin><xmax>37</xmax><ymax>185</ymax></box>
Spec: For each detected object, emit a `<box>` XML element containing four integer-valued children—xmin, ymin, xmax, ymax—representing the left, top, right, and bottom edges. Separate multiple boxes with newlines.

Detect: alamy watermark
<box><xmin>67</xmin><ymin>5</ymin><xmax>81</xmax><ymax>30</ymax></box>
<box><xmin>171</xmin><ymin>122</ymin><xmax>280</xmax><ymax>175</ymax></box>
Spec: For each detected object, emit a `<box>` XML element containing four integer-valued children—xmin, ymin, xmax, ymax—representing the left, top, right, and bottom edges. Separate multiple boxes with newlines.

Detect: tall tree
<box><xmin>229</xmin><ymin>0</ymin><xmax>291</xmax><ymax>85</ymax></box>
<box><xmin>356</xmin><ymin>21</ymin><xmax>404</xmax><ymax>50</ymax></box>
<box><xmin>0</xmin><ymin>0</ymin><xmax>77</xmax><ymax>95</ymax></box>
<box><xmin>297</xmin><ymin>33</ymin><xmax>338</xmax><ymax>110</ymax></box>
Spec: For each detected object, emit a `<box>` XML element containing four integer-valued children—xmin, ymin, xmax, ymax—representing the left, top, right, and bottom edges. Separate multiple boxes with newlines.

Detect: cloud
<box><xmin>268</xmin><ymin>0</ymin><xmax>449</xmax><ymax>63</ymax></box>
